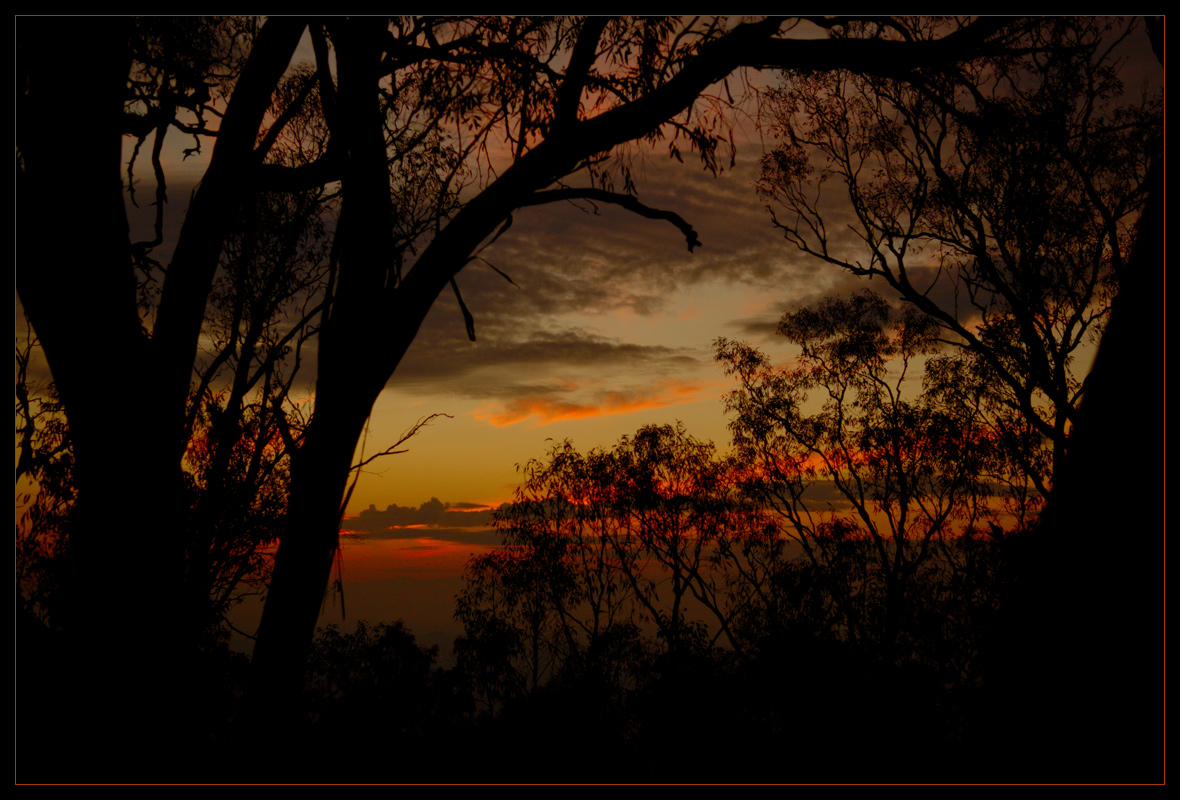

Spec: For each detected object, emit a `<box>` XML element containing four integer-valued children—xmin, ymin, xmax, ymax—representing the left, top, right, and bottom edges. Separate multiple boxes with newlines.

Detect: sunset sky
<box><xmin>316</xmin><ymin>134</ymin><xmax>862</xmax><ymax>644</ymax></box>
<box><xmin>101</xmin><ymin>32</ymin><xmax>862</xmax><ymax>514</ymax></box>
<box><xmin>113</xmin><ymin>87</ymin><xmax>869</xmax><ymax>645</ymax></box>
<box><xmin>16</xmin><ymin>20</ymin><xmax>1161</xmax><ymax>651</ymax></box>
<box><xmin>320</xmin><ymin>144</ymin><xmax>854</xmax><ymax>645</ymax></box>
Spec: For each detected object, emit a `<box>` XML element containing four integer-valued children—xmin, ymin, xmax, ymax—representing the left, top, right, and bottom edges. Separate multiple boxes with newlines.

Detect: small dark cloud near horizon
<box><xmin>342</xmin><ymin>497</ymin><xmax>502</xmax><ymax>539</ymax></box>
<box><xmin>336</xmin><ymin>484</ymin><xmax>858</xmax><ymax>550</ymax></box>
<box><xmin>448</xmin><ymin>501</ymin><xmax>490</xmax><ymax>511</ymax></box>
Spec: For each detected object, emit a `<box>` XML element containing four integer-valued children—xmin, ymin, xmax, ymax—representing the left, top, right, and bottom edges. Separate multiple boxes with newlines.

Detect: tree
<box><xmin>458</xmin><ymin>424</ymin><xmax>777</xmax><ymax>687</ymax></box>
<box><xmin>15</xmin><ymin>142</ymin><xmax>329</xmax><ymax>784</ymax></box>
<box><xmin>454</xmin><ymin>423</ymin><xmax>785</xmax><ymax>782</ymax></box>
<box><xmin>752</xmin><ymin>17</ymin><xmax>1164</xmax><ymax>780</ymax></box>
<box><xmin>16</xmin><ymin>15</ymin><xmax>1047</xmax><ymax>773</ymax></box>
<box><xmin>16</xmin><ymin>132</ymin><xmax>331</xmax><ymax>634</ymax></box>
<box><xmin>756</xmin><ymin>18</ymin><xmax>1161</xmax><ymax>491</ymax></box>
<box><xmin>303</xmin><ymin>621</ymin><xmax>442</xmax><ymax>745</ymax></box>
<box><xmin>15</xmin><ymin>336</ymin><xmax>73</xmax><ymax>630</ymax></box>
<box><xmin>457</xmin><ymin>417</ymin><xmax>996</xmax><ymax>780</ymax></box>
<box><xmin>717</xmin><ymin>292</ymin><xmax>1017</xmax><ymax>681</ymax></box>
<box><xmin>599</xmin><ymin>424</ymin><xmax>764</xmax><ymax>655</ymax></box>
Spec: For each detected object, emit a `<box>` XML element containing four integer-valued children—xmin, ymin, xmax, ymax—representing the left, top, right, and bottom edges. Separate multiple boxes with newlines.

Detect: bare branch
<box><xmin>519</xmin><ymin>187</ymin><xmax>702</xmax><ymax>251</ymax></box>
<box><xmin>348</xmin><ymin>413</ymin><xmax>453</xmax><ymax>474</ymax></box>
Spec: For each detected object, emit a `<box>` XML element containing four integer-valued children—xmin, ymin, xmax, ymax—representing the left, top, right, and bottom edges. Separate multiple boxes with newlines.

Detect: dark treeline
<box><xmin>11</xmin><ymin>295</ymin><xmax>1100</xmax><ymax>781</ymax></box>
<box><xmin>279</xmin><ymin>296</ymin><xmax>1033</xmax><ymax>783</ymax></box>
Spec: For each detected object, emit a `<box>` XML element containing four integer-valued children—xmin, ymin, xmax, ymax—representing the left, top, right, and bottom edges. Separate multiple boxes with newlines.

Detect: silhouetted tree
<box><xmin>601</xmin><ymin>424</ymin><xmax>763</xmax><ymax>655</ymax></box>
<box><xmin>717</xmin><ymin>292</ymin><xmax>1017</xmax><ymax>678</ymax></box>
<box><xmin>15</xmin><ymin>338</ymin><xmax>73</xmax><ymax>630</ymax></box>
<box><xmin>757</xmin><ymin>18</ymin><xmax>1161</xmax><ymax>489</ymax></box>
<box><xmin>15</xmin><ymin>180</ymin><xmax>329</xmax><ymax>637</ymax></box>
<box><xmin>303</xmin><ymin>621</ymin><xmax>440</xmax><ymax>733</ymax></box>
<box><xmin>457</xmin><ymin>424</ymin><xmax>779</xmax><ymax>694</ymax></box>
<box><xmin>752</xmin><ymin>17</ymin><xmax>1163</xmax><ymax>780</ymax></box>
<box><xmin>454</xmin><ymin>411</ymin><xmax>984</xmax><ymax>780</ymax></box>
<box><xmin>208</xmin><ymin>17</ymin><xmax>1040</xmax><ymax>718</ymax></box>
<box><xmin>17</xmin><ymin>18</ymin><xmax>307</xmax><ymax>778</ymax></box>
<box><xmin>473</xmin><ymin>440</ymin><xmax>640</xmax><ymax>683</ymax></box>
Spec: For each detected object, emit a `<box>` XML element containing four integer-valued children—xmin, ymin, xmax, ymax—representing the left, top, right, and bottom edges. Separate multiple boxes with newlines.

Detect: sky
<box><xmin>350</xmin><ymin>148</ymin><xmax>842</xmax><ymax>510</ymax></box>
<box><xmin>107</xmin><ymin>60</ymin><xmax>867</xmax><ymax>647</ymax></box>
<box><xmin>303</xmin><ymin>124</ymin><xmax>866</xmax><ymax>645</ymax></box>
<box><xmin>16</xmin><ymin>18</ymin><xmax>1161</xmax><ymax>653</ymax></box>
<box><xmin>313</xmin><ymin>143</ymin><xmax>861</xmax><ymax>647</ymax></box>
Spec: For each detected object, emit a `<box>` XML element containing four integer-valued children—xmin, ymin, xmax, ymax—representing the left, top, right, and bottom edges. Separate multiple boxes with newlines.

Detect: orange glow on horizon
<box><xmin>335</xmin><ymin>535</ymin><xmax>498</xmax><ymax>581</ymax></box>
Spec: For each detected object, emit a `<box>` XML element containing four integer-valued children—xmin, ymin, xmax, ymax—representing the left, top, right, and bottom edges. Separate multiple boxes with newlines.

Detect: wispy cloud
<box><xmin>473</xmin><ymin>378</ymin><xmax>722</xmax><ymax>427</ymax></box>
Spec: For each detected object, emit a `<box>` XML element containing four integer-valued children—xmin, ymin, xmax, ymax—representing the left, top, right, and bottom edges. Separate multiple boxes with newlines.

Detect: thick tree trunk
<box><xmin>981</xmin><ymin>162</ymin><xmax>1164</xmax><ymax>782</ymax></box>
<box><xmin>17</xmin><ymin>17</ymin><xmax>303</xmax><ymax>780</ymax></box>
<box><xmin>248</xmin><ymin>394</ymin><xmax>371</xmax><ymax>710</ymax></box>
<box><xmin>16</xmin><ymin>19</ymin><xmax>189</xmax><ymax>778</ymax></box>
<box><xmin>246</xmin><ymin>19</ymin><xmax>404</xmax><ymax>750</ymax></box>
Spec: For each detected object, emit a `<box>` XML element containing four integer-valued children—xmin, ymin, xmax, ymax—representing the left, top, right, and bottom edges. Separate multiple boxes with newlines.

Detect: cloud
<box><xmin>380</xmin><ymin>162</ymin><xmax>849</xmax><ymax>402</ymax></box>
<box><xmin>473</xmin><ymin>378</ymin><xmax>722</xmax><ymax>428</ymax></box>
<box><xmin>98</xmin><ymin>136</ymin><xmax>899</xmax><ymax>435</ymax></box>
<box><xmin>393</xmin><ymin>323</ymin><xmax>703</xmax><ymax>397</ymax></box>
<box><xmin>387</xmin><ymin>152</ymin><xmax>849</xmax><ymax>360</ymax></box>
<box><xmin>342</xmin><ymin>497</ymin><xmax>502</xmax><ymax>536</ymax></box>
<box><xmin>463</xmin><ymin>155</ymin><xmax>802</xmax><ymax>311</ymax></box>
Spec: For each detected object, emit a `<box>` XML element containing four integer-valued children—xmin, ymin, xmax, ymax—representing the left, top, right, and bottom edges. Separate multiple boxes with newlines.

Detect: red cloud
<box><xmin>474</xmin><ymin>379</ymin><xmax>721</xmax><ymax>428</ymax></box>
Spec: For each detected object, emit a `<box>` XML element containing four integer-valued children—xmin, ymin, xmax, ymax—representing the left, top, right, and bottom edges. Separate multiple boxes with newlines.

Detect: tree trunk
<box><xmin>982</xmin><ymin>161</ymin><xmax>1164</xmax><ymax>782</ymax></box>
<box><xmin>17</xmin><ymin>17</ymin><xmax>304</xmax><ymax>779</ymax></box>
<box><xmin>246</xmin><ymin>19</ymin><xmax>403</xmax><ymax>750</ymax></box>
<box><xmin>16</xmin><ymin>19</ymin><xmax>189</xmax><ymax>778</ymax></box>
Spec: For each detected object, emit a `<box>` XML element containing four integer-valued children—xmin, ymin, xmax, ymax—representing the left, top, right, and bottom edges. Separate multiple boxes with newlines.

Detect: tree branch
<box><xmin>518</xmin><ymin>187</ymin><xmax>703</xmax><ymax>252</ymax></box>
<box><xmin>742</xmin><ymin>17</ymin><xmax>1026</xmax><ymax>75</ymax></box>
<box><xmin>553</xmin><ymin>17</ymin><xmax>610</xmax><ymax>133</ymax></box>
<box><xmin>348</xmin><ymin>413</ymin><xmax>454</xmax><ymax>474</ymax></box>
<box><xmin>254</xmin><ymin>71</ymin><xmax>318</xmax><ymax>163</ymax></box>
